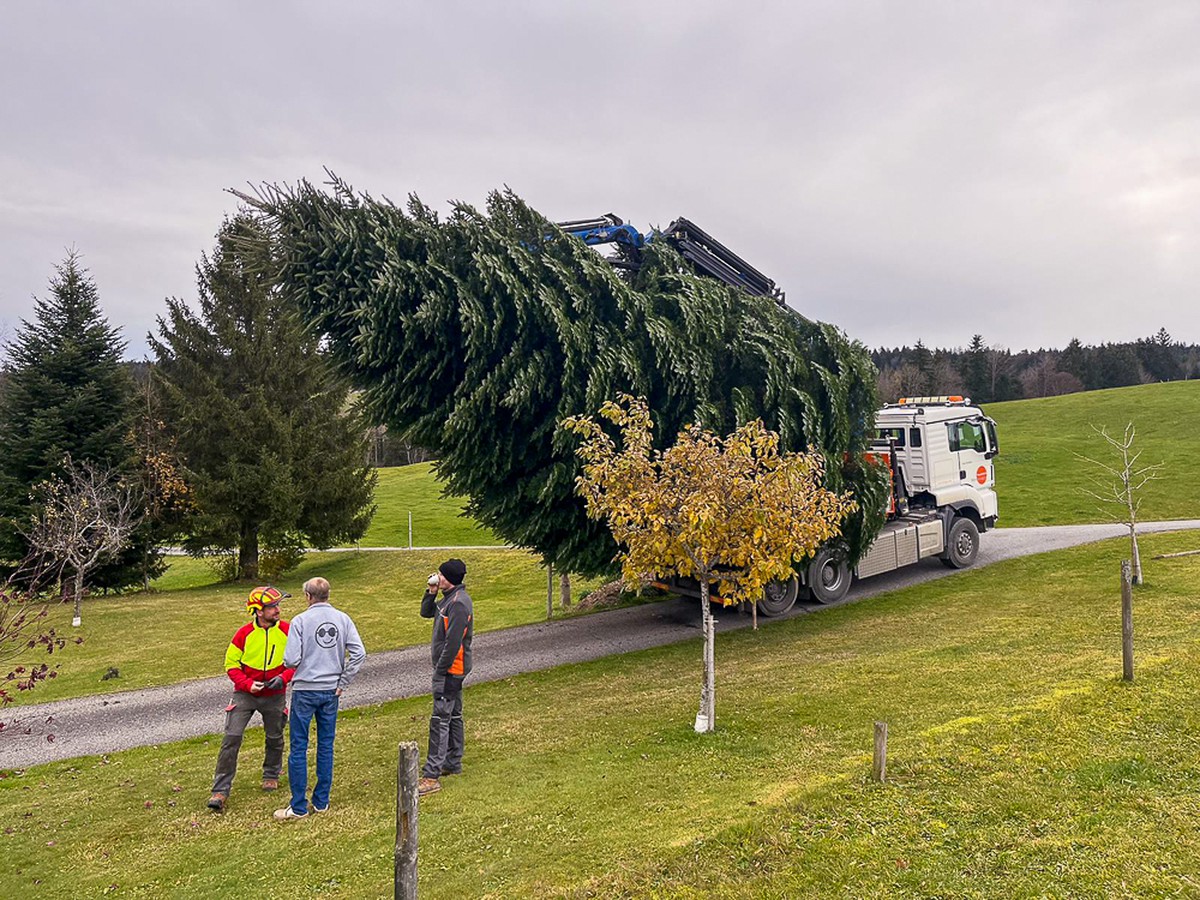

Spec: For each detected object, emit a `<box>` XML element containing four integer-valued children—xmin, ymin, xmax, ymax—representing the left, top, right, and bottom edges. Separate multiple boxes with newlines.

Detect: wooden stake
<box><xmin>547</xmin><ymin>565</ymin><xmax>553</xmax><ymax>620</ymax></box>
<box><xmin>395</xmin><ymin>741</ymin><xmax>419</xmax><ymax>899</ymax></box>
<box><xmin>1152</xmin><ymin>549</ymin><xmax>1200</xmax><ymax>560</ymax></box>
<box><xmin>872</xmin><ymin>721</ymin><xmax>888</xmax><ymax>782</ymax></box>
<box><xmin>1121</xmin><ymin>560</ymin><xmax>1134</xmax><ymax>682</ymax></box>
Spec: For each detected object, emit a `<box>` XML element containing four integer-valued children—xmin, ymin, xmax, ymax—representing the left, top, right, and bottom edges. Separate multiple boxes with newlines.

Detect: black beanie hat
<box><xmin>439</xmin><ymin>558</ymin><xmax>467</xmax><ymax>586</ymax></box>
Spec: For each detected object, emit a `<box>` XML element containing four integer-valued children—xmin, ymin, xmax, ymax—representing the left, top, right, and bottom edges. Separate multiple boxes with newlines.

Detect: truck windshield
<box><xmin>947</xmin><ymin>420</ymin><xmax>986</xmax><ymax>453</ymax></box>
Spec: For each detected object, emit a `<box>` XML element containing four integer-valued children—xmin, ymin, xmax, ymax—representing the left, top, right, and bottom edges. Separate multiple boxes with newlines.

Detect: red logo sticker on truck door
<box><xmin>976</xmin><ymin>466</ymin><xmax>988</xmax><ymax>485</ymax></box>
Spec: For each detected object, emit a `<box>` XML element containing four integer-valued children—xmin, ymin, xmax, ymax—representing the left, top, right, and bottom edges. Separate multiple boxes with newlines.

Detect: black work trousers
<box><xmin>211</xmin><ymin>690</ymin><xmax>286</xmax><ymax>795</ymax></box>
<box><xmin>422</xmin><ymin>673</ymin><xmax>464</xmax><ymax>778</ymax></box>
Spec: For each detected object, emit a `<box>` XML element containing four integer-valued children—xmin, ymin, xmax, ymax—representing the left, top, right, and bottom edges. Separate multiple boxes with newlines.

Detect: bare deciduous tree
<box><xmin>26</xmin><ymin>457</ymin><xmax>140</xmax><ymax>626</ymax></box>
<box><xmin>0</xmin><ymin>574</ymin><xmax>82</xmax><ymax>737</ymax></box>
<box><xmin>1077</xmin><ymin>423</ymin><xmax>1163</xmax><ymax>584</ymax></box>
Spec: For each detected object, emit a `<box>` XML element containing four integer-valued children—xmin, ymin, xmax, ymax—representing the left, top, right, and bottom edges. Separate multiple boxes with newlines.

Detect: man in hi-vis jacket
<box><xmin>417</xmin><ymin>558</ymin><xmax>474</xmax><ymax>797</ymax></box>
<box><xmin>208</xmin><ymin>585</ymin><xmax>295</xmax><ymax>812</ymax></box>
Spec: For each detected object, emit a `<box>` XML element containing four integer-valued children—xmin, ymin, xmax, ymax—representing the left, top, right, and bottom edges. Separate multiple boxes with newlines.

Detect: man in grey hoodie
<box><xmin>274</xmin><ymin>576</ymin><xmax>366</xmax><ymax>821</ymax></box>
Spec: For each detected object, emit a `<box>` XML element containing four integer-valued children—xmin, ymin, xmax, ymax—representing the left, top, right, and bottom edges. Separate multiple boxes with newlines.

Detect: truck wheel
<box><xmin>941</xmin><ymin>517</ymin><xmax>979</xmax><ymax>568</ymax></box>
<box><xmin>807</xmin><ymin>549</ymin><xmax>851</xmax><ymax>604</ymax></box>
<box><xmin>757</xmin><ymin>575</ymin><xmax>800</xmax><ymax>617</ymax></box>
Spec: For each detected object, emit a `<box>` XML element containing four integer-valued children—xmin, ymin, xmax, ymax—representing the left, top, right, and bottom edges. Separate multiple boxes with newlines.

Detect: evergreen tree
<box><xmin>0</xmin><ymin>252</ymin><xmax>150</xmax><ymax>588</ymax></box>
<box><xmin>150</xmin><ymin>215</ymin><xmax>376</xmax><ymax>580</ymax></box>
<box><xmin>963</xmin><ymin>334</ymin><xmax>989</xmax><ymax>402</ymax></box>
<box><xmin>911</xmin><ymin>340</ymin><xmax>935</xmax><ymax>394</ymax></box>
<box><xmin>243</xmin><ymin>179</ymin><xmax>888</xmax><ymax>576</ymax></box>
<box><xmin>1095</xmin><ymin>343</ymin><xmax>1143</xmax><ymax>388</ymax></box>
<box><xmin>1135</xmin><ymin>328</ymin><xmax>1181</xmax><ymax>382</ymax></box>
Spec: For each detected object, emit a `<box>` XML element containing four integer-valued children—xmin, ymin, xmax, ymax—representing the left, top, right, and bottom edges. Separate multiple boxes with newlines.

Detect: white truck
<box><xmin>753</xmin><ymin>395</ymin><xmax>1000</xmax><ymax>614</ymax></box>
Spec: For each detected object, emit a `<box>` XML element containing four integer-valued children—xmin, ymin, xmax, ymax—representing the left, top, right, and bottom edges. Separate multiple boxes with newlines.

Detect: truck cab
<box><xmin>874</xmin><ymin>396</ymin><xmax>999</xmax><ymax>528</ymax></box>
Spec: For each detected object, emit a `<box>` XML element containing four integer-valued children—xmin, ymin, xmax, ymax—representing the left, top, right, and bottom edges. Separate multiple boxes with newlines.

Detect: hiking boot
<box><xmin>417</xmin><ymin>777</ymin><xmax>441</xmax><ymax>796</ymax></box>
<box><xmin>261</xmin><ymin>778</ymin><xmax>279</xmax><ymax>791</ymax></box>
<box><xmin>206</xmin><ymin>792</ymin><xmax>226</xmax><ymax>812</ymax></box>
<box><xmin>273</xmin><ymin>806</ymin><xmax>308</xmax><ymax>821</ymax></box>
<box><xmin>440</xmin><ymin>767</ymin><xmax>461</xmax><ymax>777</ymax></box>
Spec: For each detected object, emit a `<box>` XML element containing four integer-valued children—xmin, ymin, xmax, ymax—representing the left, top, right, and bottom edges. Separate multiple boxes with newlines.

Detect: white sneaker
<box><xmin>311</xmin><ymin>801</ymin><xmax>329</xmax><ymax>813</ymax></box>
<box><xmin>273</xmin><ymin>806</ymin><xmax>308</xmax><ymax>821</ymax></box>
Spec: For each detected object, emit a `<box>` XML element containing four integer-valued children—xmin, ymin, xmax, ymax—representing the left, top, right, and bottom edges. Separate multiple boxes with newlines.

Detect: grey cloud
<box><xmin>2</xmin><ymin>1</ymin><xmax>1198</xmax><ymax>358</ymax></box>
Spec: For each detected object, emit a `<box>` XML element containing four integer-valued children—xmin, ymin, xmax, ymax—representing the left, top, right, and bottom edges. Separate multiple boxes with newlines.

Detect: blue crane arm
<box><xmin>555</xmin><ymin>214</ymin><xmax>645</xmax><ymax>250</ymax></box>
<box><xmin>554</xmin><ymin>213</ymin><xmax>784</xmax><ymax>305</ymax></box>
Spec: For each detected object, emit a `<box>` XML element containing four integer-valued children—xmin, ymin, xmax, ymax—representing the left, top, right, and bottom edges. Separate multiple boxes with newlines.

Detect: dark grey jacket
<box><xmin>421</xmin><ymin>584</ymin><xmax>473</xmax><ymax>677</ymax></box>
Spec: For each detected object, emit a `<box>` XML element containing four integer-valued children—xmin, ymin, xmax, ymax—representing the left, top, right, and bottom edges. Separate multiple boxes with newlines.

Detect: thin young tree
<box><xmin>25</xmin><ymin>457</ymin><xmax>140</xmax><ymax>626</ymax></box>
<box><xmin>1077</xmin><ymin>423</ymin><xmax>1163</xmax><ymax>584</ymax></box>
<box><xmin>565</xmin><ymin>396</ymin><xmax>856</xmax><ymax>733</ymax></box>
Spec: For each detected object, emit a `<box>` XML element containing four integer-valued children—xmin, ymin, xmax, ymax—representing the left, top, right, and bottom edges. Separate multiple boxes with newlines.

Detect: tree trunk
<box><xmin>72</xmin><ymin>568</ymin><xmax>84</xmax><ymax>627</ymax></box>
<box><xmin>238</xmin><ymin>527</ymin><xmax>260</xmax><ymax>581</ymax></box>
<box><xmin>1129</xmin><ymin>524</ymin><xmax>1143</xmax><ymax>585</ymax></box>
<box><xmin>559</xmin><ymin>572</ymin><xmax>571</xmax><ymax>608</ymax></box>
<box><xmin>696</xmin><ymin>578</ymin><xmax>715</xmax><ymax>733</ymax></box>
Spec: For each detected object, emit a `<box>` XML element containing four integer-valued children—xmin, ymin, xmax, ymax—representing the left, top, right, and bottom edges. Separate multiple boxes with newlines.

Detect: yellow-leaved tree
<box><xmin>563</xmin><ymin>395</ymin><xmax>857</xmax><ymax>733</ymax></box>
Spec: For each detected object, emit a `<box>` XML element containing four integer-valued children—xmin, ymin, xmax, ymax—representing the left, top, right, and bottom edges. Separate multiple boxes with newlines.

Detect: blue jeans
<box><xmin>288</xmin><ymin>689</ymin><xmax>339</xmax><ymax>814</ymax></box>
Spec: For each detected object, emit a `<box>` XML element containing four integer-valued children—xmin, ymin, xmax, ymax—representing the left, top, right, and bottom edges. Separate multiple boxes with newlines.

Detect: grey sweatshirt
<box><xmin>283</xmin><ymin>602</ymin><xmax>366</xmax><ymax>692</ymax></box>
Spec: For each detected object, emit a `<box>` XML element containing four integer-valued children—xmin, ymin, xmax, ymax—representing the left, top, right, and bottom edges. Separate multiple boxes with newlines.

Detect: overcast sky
<box><xmin>3</xmin><ymin>2</ymin><xmax>1198</xmax><ymax>359</ymax></box>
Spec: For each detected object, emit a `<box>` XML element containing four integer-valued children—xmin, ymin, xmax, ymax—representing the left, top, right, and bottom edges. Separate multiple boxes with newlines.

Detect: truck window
<box><xmin>877</xmin><ymin>428</ymin><xmax>905</xmax><ymax>447</ymax></box>
<box><xmin>947</xmin><ymin>421</ymin><xmax>985</xmax><ymax>453</ymax></box>
<box><xmin>909</xmin><ymin>428</ymin><xmax>922</xmax><ymax>448</ymax></box>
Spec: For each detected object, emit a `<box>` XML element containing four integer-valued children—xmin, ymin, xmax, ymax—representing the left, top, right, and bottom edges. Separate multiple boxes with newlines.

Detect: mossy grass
<box><xmin>5</xmin><ymin>531</ymin><xmax>1200</xmax><ymax>897</ymax></box>
<box><xmin>989</xmin><ymin>380</ymin><xmax>1200</xmax><ymax>526</ymax></box>
<box><xmin>10</xmin><ymin>548</ymin><xmax>603</xmax><ymax>707</ymax></box>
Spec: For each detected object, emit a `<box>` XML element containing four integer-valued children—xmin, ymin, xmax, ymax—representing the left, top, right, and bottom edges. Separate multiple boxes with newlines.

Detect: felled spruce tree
<box><xmin>244</xmin><ymin>178</ymin><xmax>887</xmax><ymax>576</ymax></box>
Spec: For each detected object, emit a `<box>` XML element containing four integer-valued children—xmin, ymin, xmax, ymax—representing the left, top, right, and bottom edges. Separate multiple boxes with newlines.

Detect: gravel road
<box><xmin>3</xmin><ymin>520</ymin><xmax>1197</xmax><ymax>770</ymax></box>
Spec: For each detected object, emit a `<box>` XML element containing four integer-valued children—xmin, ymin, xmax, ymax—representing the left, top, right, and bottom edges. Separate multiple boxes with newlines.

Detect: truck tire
<box><xmin>940</xmin><ymin>517</ymin><xmax>979</xmax><ymax>569</ymax></box>
<box><xmin>807</xmin><ymin>549</ymin><xmax>851</xmax><ymax>604</ymax></box>
<box><xmin>757</xmin><ymin>575</ymin><xmax>800</xmax><ymax>617</ymax></box>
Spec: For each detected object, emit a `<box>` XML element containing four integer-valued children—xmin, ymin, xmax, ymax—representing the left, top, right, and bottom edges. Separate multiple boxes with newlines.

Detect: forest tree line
<box><xmin>873</xmin><ymin>329</ymin><xmax>1199</xmax><ymax>404</ymax></box>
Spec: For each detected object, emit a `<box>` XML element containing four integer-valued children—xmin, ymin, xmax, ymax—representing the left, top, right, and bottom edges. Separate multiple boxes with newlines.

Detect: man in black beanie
<box><xmin>417</xmin><ymin>557</ymin><xmax>473</xmax><ymax>796</ymax></box>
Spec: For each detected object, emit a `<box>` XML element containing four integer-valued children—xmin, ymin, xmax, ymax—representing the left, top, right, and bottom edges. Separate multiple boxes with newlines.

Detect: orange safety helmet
<box><xmin>246</xmin><ymin>585</ymin><xmax>290</xmax><ymax>614</ymax></box>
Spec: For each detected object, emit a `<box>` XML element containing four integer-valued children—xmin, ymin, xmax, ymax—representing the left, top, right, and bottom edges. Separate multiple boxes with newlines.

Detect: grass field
<box><xmin>358</xmin><ymin>463</ymin><xmax>498</xmax><ymax>547</ymax></box>
<box><xmin>988</xmin><ymin>380</ymin><xmax>1200</xmax><ymax>527</ymax></box>
<box><xmin>5</xmin><ymin>529</ymin><xmax>1200</xmax><ymax>898</ymax></box>
<box><xmin>8</xmin><ymin>549</ymin><xmax>605</xmax><ymax>707</ymax></box>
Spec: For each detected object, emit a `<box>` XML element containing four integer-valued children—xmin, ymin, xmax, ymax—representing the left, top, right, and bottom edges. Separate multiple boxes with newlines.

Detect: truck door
<box><xmin>947</xmin><ymin>418</ymin><xmax>993</xmax><ymax>488</ymax></box>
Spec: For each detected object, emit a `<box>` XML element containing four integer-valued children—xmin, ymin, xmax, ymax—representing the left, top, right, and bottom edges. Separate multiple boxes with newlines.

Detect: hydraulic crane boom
<box><xmin>556</xmin><ymin>214</ymin><xmax>784</xmax><ymax>304</ymax></box>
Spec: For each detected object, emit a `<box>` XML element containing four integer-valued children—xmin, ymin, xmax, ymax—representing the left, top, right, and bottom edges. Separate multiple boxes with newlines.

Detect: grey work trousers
<box><xmin>211</xmin><ymin>690</ymin><xmax>286</xmax><ymax>795</ymax></box>
<box><xmin>422</xmin><ymin>673</ymin><xmax>464</xmax><ymax>778</ymax></box>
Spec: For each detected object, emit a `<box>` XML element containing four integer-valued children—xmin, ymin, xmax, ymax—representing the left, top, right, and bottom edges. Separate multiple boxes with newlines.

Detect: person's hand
<box><xmin>335</xmin><ymin>688</ymin><xmax>343</xmax><ymax>697</ymax></box>
<box><xmin>250</xmin><ymin>681</ymin><xmax>264</xmax><ymax>694</ymax></box>
<box><xmin>427</xmin><ymin>573</ymin><xmax>440</xmax><ymax>591</ymax></box>
<box><xmin>263</xmin><ymin>675</ymin><xmax>284</xmax><ymax>691</ymax></box>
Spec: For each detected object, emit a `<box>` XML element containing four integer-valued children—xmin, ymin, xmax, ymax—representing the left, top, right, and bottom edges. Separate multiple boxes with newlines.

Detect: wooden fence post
<box><xmin>547</xmin><ymin>565</ymin><xmax>554</xmax><ymax>620</ymax></box>
<box><xmin>872</xmin><ymin>721</ymin><xmax>888</xmax><ymax>783</ymax></box>
<box><xmin>1121</xmin><ymin>559</ymin><xmax>1134</xmax><ymax>682</ymax></box>
<box><xmin>395</xmin><ymin>741</ymin><xmax>419</xmax><ymax>899</ymax></box>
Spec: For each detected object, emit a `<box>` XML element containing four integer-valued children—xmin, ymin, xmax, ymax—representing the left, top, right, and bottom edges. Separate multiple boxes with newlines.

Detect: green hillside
<box><xmin>987</xmin><ymin>380</ymin><xmax>1200</xmax><ymax>526</ymax></box>
<box><xmin>5</xmin><ymin>531</ymin><xmax>1200</xmax><ymax>897</ymax></box>
<box><xmin>359</xmin><ymin>462</ymin><xmax>498</xmax><ymax>547</ymax></box>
